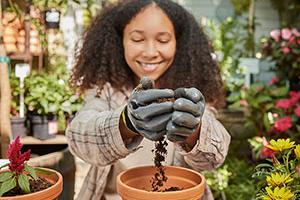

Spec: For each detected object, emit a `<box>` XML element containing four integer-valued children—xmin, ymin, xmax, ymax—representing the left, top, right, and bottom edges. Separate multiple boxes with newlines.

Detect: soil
<box><xmin>150</xmin><ymin>137</ymin><xmax>182</xmax><ymax>192</ymax></box>
<box><xmin>3</xmin><ymin>177</ymin><xmax>53</xmax><ymax>196</ymax></box>
<box><xmin>151</xmin><ymin>137</ymin><xmax>168</xmax><ymax>191</ymax></box>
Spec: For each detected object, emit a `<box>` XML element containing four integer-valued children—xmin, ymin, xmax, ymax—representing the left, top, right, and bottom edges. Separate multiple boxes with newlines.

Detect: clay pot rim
<box><xmin>0</xmin><ymin>167</ymin><xmax>63</xmax><ymax>199</ymax></box>
<box><xmin>117</xmin><ymin>165</ymin><xmax>205</xmax><ymax>195</ymax></box>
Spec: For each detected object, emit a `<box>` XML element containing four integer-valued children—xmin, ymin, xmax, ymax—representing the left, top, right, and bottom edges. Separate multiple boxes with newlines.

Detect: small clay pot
<box><xmin>117</xmin><ymin>165</ymin><xmax>205</xmax><ymax>200</ymax></box>
<box><xmin>0</xmin><ymin>168</ymin><xmax>63</xmax><ymax>200</ymax></box>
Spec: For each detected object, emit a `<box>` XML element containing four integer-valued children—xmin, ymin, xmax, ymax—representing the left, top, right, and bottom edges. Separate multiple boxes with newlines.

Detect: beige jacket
<box><xmin>66</xmin><ymin>83</ymin><xmax>231</xmax><ymax>200</ymax></box>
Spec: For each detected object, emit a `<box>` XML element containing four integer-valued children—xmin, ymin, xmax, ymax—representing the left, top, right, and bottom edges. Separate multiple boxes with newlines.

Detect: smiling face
<box><xmin>123</xmin><ymin>4</ymin><xmax>176</xmax><ymax>81</ymax></box>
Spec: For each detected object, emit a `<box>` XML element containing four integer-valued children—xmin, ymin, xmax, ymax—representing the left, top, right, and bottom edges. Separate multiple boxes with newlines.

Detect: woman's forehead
<box><xmin>124</xmin><ymin>5</ymin><xmax>175</xmax><ymax>35</ymax></box>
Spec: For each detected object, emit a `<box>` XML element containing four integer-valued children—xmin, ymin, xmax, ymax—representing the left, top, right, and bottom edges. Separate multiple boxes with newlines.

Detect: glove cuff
<box><xmin>122</xmin><ymin>106</ymin><xmax>138</xmax><ymax>133</ymax></box>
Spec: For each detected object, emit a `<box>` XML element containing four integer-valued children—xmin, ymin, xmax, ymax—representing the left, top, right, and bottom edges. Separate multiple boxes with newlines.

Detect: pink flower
<box><xmin>291</xmin><ymin>28</ymin><xmax>300</xmax><ymax>36</ymax></box>
<box><xmin>281</xmin><ymin>47</ymin><xmax>290</xmax><ymax>54</ymax></box>
<box><xmin>7</xmin><ymin>136</ymin><xmax>31</xmax><ymax>173</ymax></box>
<box><xmin>274</xmin><ymin>116</ymin><xmax>292</xmax><ymax>133</ymax></box>
<box><xmin>240</xmin><ymin>99</ymin><xmax>248</xmax><ymax>106</ymax></box>
<box><xmin>268</xmin><ymin>76</ymin><xmax>279</xmax><ymax>85</ymax></box>
<box><xmin>275</xmin><ymin>99</ymin><xmax>291</xmax><ymax>110</ymax></box>
<box><xmin>297</xmin><ymin>39</ymin><xmax>300</xmax><ymax>45</ymax></box>
<box><xmin>288</xmin><ymin>36</ymin><xmax>296</xmax><ymax>45</ymax></box>
<box><xmin>281</xmin><ymin>28</ymin><xmax>292</xmax><ymax>40</ymax></box>
<box><xmin>270</xmin><ymin>29</ymin><xmax>281</xmax><ymax>42</ymax></box>
<box><xmin>295</xmin><ymin>106</ymin><xmax>300</xmax><ymax>117</ymax></box>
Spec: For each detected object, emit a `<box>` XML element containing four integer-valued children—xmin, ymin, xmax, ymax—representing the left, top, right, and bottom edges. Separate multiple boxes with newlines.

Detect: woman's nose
<box><xmin>142</xmin><ymin>42</ymin><xmax>159</xmax><ymax>58</ymax></box>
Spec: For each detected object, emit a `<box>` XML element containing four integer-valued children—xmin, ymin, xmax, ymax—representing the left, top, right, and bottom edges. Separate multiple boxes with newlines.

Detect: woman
<box><xmin>67</xmin><ymin>0</ymin><xmax>230</xmax><ymax>199</ymax></box>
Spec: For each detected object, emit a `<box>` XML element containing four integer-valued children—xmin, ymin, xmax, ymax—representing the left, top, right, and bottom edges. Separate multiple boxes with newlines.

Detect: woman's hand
<box><xmin>125</xmin><ymin>77</ymin><xmax>174</xmax><ymax>141</ymax></box>
<box><xmin>166</xmin><ymin>87</ymin><xmax>205</xmax><ymax>143</ymax></box>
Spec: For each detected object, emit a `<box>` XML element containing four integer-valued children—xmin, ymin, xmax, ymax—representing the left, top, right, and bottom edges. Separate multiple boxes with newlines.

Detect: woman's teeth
<box><xmin>139</xmin><ymin>62</ymin><xmax>161</xmax><ymax>72</ymax></box>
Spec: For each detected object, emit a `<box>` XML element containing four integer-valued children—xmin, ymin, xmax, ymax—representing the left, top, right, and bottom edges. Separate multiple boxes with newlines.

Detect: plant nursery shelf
<box><xmin>20</xmin><ymin>135</ymin><xmax>67</xmax><ymax>145</ymax></box>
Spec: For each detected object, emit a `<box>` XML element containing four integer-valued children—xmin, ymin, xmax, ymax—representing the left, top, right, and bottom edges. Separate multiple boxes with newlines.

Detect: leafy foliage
<box><xmin>204</xmin><ymin>157</ymin><xmax>257</xmax><ymax>200</ymax></box>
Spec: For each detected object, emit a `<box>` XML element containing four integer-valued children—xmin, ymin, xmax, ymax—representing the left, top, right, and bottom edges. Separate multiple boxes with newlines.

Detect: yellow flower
<box><xmin>261</xmin><ymin>186</ymin><xmax>294</xmax><ymax>200</ymax></box>
<box><xmin>294</xmin><ymin>145</ymin><xmax>300</xmax><ymax>159</ymax></box>
<box><xmin>266</xmin><ymin>172</ymin><xmax>293</xmax><ymax>187</ymax></box>
<box><xmin>267</xmin><ymin>139</ymin><xmax>295</xmax><ymax>152</ymax></box>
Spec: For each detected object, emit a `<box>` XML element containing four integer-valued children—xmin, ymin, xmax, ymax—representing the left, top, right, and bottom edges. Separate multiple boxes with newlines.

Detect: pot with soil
<box><xmin>0</xmin><ymin>136</ymin><xmax>63</xmax><ymax>199</ymax></box>
<box><xmin>117</xmin><ymin>165</ymin><xmax>205</xmax><ymax>200</ymax></box>
<box><xmin>0</xmin><ymin>168</ymin><xmax>63</xmax><ymax>200</ymax></box>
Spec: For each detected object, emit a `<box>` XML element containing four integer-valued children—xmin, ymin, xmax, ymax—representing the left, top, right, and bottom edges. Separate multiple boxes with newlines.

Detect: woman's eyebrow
<box><xmin>129</xmin><ymin>30</ymin><xmax>172</xmax><ymax>36</ymax></box>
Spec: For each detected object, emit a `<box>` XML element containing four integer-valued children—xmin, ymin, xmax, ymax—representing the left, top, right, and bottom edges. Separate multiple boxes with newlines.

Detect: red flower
<box><xmin>275</xmin><ymin>99</ymin><xmax>291</xmax><ymax>110</ymax></box>
<box><xmin>274</xmin><ymin>116</ymin><xmax>293</xmax><ymax>133</ymax></box>
<box><xmin>295</xmin><ymin>106</ymin><xmax>300</xmax><ymax>117</ymax></box>
<box><xmin>289</xmin><ymin>91</ymin><xmax>300</xmax><ymax>104</ymax></box>
<box><xmin>268</xmin><ymin>76</ymin><xmax>279</xmax><ymax>85</ymax></box>
<box><xmin>261</xmin><ymin>137</ymin><xmax>276</xmax><ymax>158</ymax></box>
<box><xmin>261</xmin><ymin>146</ymin><xmax>276</xmax><ymax>158</ymax></box>
<box><xmin>6</xmin><ymin>136</ymin><xmax>31</xmax><ymax>173</ymax></box>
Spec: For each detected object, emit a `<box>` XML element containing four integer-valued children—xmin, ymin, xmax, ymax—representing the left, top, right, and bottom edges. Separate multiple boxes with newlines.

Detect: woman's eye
<box><xmin>131</xmin><ymin>38</ymin><xmax>144</xmax><ymax>42</ymax></box>
<box><xmin>158</xmin><ymin>39</ymin><xmax>169</xmax><ymax>44</ymax></box>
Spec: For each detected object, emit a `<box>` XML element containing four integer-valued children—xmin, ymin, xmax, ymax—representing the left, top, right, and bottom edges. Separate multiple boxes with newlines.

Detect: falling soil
<box><xmin>3</xmin><ymin>177</ymin><xmax>53</xmax><ymax>196</ymax></box>
<box><xmin>150</xmin><ymin>137</ymin><xmax>182</xmax><ymax>192</ymax></box>
<box><xmin>151</xmin><ymin>137</ymin><xmax>168</xmax><ymax>191</ymax></box>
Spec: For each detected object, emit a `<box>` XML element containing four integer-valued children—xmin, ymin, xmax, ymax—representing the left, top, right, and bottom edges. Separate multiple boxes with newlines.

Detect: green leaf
<box><xmin>24</xmin><ymin>163</ymin><xmax>38</xmax><ymax>180</ymax></box>
<box><xmin>0</xmin><ymin>172</ymin><xmax>14</xmax><ymax>182</ymax></box>
<box><xmin>18</xmin><ymin>174</ymin><xmax>30</xmax><ymax>193</ymax></box>
<box><xmin>0</xmin><ymin>177</ymin><xmax>16</xmax><ymax>196</ymax></box>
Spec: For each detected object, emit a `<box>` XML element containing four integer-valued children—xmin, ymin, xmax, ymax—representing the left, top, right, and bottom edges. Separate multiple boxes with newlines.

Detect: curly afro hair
<box><xmin>72</xmin><ymin>0</ymin><xmax>225</xmax><ymax>108</ymax></box>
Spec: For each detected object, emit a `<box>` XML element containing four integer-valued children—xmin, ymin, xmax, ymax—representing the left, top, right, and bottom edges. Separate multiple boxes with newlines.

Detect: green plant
<box><xmin>24</xmin><ymin>71</ymin><xmax>65</xmax><ymax>116</ymax></box>
<box><xmin>253</xmin><ymin>138</ymin><xmax>300</xmax><ymax>199</ymax></box>
<box><xmin>205</xmin><ymin>17</ymin><xmax>248</xmax><ymax>95</ymax></box>
<box><xmin>204</xmin><ymin>157</ymin><xmax>256</xmax><ymax>200</ymax></box>
<box><xmin>228</xmin><ymin>82</ymin><xmax>291</xmax><ymax>138</ymax></box>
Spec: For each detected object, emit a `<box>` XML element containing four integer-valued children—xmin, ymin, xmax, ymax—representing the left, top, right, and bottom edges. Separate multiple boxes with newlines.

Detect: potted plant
<box><xmin>24</xmin><ymin>72</ymin><xmax>64</xmax><ymax>140</ymax></box>
<box><xmin>0</xmin><ymin>136</ymin><xmax>63</xmax><ymax>198</ymax></box>
<box><xmin>10</xmin><ymin>74</ymin><xmax>27</xmax><ymax>139</ymax></box>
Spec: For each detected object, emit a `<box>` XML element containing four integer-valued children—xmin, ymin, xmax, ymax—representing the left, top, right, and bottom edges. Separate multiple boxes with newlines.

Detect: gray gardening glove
<box><xmin>166</xmin><ymin>87</ymin><xmax>205</xmax><ymax>142</ymax></box>
<box><xmin>124</xmin><ymin>77</ymin><xmax>174</xmax><ymax>141</ymax></box>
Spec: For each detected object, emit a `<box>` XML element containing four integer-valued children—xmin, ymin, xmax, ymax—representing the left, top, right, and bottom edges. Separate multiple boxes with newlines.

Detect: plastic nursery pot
<box><xmin>11</xmin><ymin>117</ymin><xmax>27</xmax><ymax>139</ymax></box>
<box><xmin>0</xmin><ymin>168</ymin><xmax>63</xmax><ymax>200</ymax></box>
<box><xmin>117</xmin><ymin>165</ymin><xmax>205</xmax><ymax>200</ymax></box>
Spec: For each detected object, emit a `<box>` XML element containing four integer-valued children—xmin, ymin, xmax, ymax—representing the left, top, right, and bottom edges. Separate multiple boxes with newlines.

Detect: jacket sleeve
<box><xmin>174</xmin><ymin>106</ymin><xmax>231</xmax><ymax>171</ymax></box>
<box><xmin>65</xmin><ymin>88</ymin><xmax>142</xmax><ymax>166</ymax></box>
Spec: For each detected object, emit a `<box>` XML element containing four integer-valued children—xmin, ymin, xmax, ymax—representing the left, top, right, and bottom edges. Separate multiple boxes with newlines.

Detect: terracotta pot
<box><xmin>117</xmin><ymin>165</ymin><xmax>205</xmax><ymax>200</ymax></box>
<box><xmin>0</xmin><ymin>168</ymin><xmax>63</xmax><ymax>200</ymax></box>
